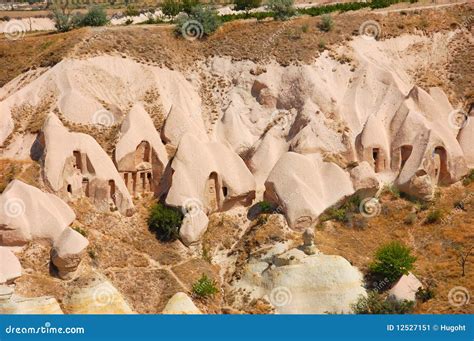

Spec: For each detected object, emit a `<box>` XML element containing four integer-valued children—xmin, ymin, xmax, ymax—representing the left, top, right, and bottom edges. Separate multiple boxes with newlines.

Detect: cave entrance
<box><xmin>400</xmin><ymin>145</ymin><xmax>413</xmax><ymax>170</ymax></box>
<box><xmin>205</xmin><ymin>172</ymin><xmax>220</xmax><ymax>213</ymax></box>
<box><xmin>433</xmin><ymin>147</ymin><xmax>449</xmax><ymax>185</ymax></box>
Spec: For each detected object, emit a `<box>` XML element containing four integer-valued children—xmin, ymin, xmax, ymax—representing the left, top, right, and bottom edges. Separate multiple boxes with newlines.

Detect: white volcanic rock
<box><xmin>162</xmin><ymin>292</ymin><xmax>202</xmax><ymax>314</ymax></box>
<box><xmin>162</xmin><ymin>105</ymin><xmax>208</xmax><ymax>148</ymax></box>
<box><xmin>165</xmin><ymin>133</ymin><xmax>256</xmax><ymax>214</ymax></box>
<box><xmin>0</xmin><ymin>247</ymin><xmax>22</xmax><ymax>284</ymax></box>
<box><xmin>0</xmin><ymin>180</ymin><xmax>75</xmax><ymax>246</ymax></box>
<box><xmin>114</xmin><ymin>103</ymin><xmax>169</xmax><ymax>195</ymax></box>
<box><xmin>51</xmin><ymin>227</ymin><xmax>89</xmax><ymax>280</ymax></box>
<box><xmin>0</xmin><ymin>56</ymin><xmax>202</xmax><ymax>146</ymax></box>
<box><xmin>232</xmin><ymin>247</ymin><xmax>366</xmax><ymax>314</ymax></box>
<box><xmin>265</xmin><ymin>152</ymin><xmax>354</xmax><ymax>229</ymax></box>
<box><xmin>0</xmin><ymin>285</ymin><xmax>13</xmax><ymax>302</ymax></box>
<box><xmin>349</xmin><ymin>161</ymin><xmax>380</xmax><ymax>197</ymax></box>
<box><xmin>457</xmin><ymin>110</ymin><xmax>474</xmax><ymax>168</ymax></box>
<box><xmin>0</xmin><ymin>296</ymin><xmax>63</xmax><ymax>314</ymax></box>
<box><xmin>63</xmin><ymin>275</ymin><xmax>134</xmax><ymax>314</ymax></box>
<box><xmin>39</xmin><ymin>114</ymin><xmax>134</xmax><ymax>216</ymax></box>
<box><xmin>388</xmin><ymin>272</ymin><xmax>423</xmax><ymax>302</ymax></box>
<box><xmin>179</xmin><ymin>211</ymin><xmax>209</xmax><ymax>246</ymax></box>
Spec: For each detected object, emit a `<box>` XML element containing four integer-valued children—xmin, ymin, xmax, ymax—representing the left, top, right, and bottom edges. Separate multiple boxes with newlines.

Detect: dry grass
<box><xmin>316</xmin><ymin>182</ymin><xmax>474</xmax><ymax>314</ymax></box>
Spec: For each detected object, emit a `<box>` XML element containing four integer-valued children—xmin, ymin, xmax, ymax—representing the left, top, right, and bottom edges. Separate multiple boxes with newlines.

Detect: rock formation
<box><xmin>179</xmin><ymin>210</ymin><xmax>209</xmax><ymax>246</ymax></box>
<box><xmin>51</xmin><ymin>227</ymin><xmax>89</xmax><ymax>280</ymax></box>
<box><xmin>388</xmin><ymin>272</ymin><xmax>423</xmax><ymax>302</ymax></box>
<box><xmin>162</xmin><ymin>292</ymin><xmax>202</xmax><ymax>314</ymax></box>
<box><xmin>63</xmin><ymin>275</ymin><xmax>134</xmax><ymax>314</ymax></box>
<box><xmin>164</xmin><ymin>133</ymin><xmax>256</xmax><ymax>215</ymax></box>
<box><xmin>231</xmin><ymin>244</ymin><xmax>366</xmax><ymax>314</ymax></box>
<box><xmin>114</xmin><ymin>103</ymin><xmax>169</xmax><ymax>196</ymax></box>
<box><xmin>0</xmin><ymin>180</ymin><xmax>75</xmax><ymax>246</ymax></box>
<box><xmin>0</xmin><ymin>296</ymin><xmax>63</xmax><ymax>314</ymax></box>
<box><xmin>39</xmin><ymin>114</ymin><xmax>134</xmax><ymax>216</ymax></box>
<box><xmin>265</xmin><ymin>152</ymin><xmax>354</xmax><ymax>229</ymax></box>
<box><xmin>0</xmin><ymin>247</ymin><xmax>22</xmax><ymax>284</ymax></box>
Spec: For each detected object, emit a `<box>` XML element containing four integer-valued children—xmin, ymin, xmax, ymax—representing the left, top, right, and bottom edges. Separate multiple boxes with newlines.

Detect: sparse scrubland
<box><xmin>0</xmin><ymin>1</ymin><xmax>472</xmax><ymax>315</ymax></box>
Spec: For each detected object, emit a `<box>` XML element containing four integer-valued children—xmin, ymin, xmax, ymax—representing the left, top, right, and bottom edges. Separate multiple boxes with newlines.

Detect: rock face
<box><xmin>0</xmin><ymin>247</ymin><xmax>22</xmax><ymax>284</ymax></box>
<box><xmin>114</xmin><ymin>103</ymin><xmax>169</xmax><ymax>196</ymax></box>
<box><xmin>179</xmin><ymin>210</ymin><xmax>209</xmax><ymax>246</ymax></box>
<box><xmin>265</xmin><ymin>152</ymin><xmax>354</xmax><ymax>229</ymax></box>
<box><xmin>51</xmin><ymin>227</ymin><xmax>89</xmax><ymax>280</ymax></box>
<box><xmin>231</xmin><ymin>245</ymin><xmax>366</xmax><ymax>314</ymax></box>
<box><xmin>164</xmin><ymin>133</ymin><xmax>256</xmax><ymax>214</ymax></box>
<box><xmin>349</xmin><ymin>162</ymin><xmax>380</xmax><ymax>198</ymax></box>
<box><xmin>63</xmin><ymin>275</ymin><xmax>134</xmax><ymax>314</ymax></box>
<box><xmin>0</xmin><ymin>296</ymin><xmax>63</xmax><ymax>314</ymax></box>
<box><xmin>388</xmin><ymin>272</ymin><xmax>423</xmax><ymax>302</ymax></box>
<box><xmin>0</xmin><ymin>180</ymin><xmax>75</xmax><ymax>246</ymax></box>
<box><xmin>39</xmin><ymin>114</ymin><xmax>134</xmax><ymax>216</ymax></box>
<box><xmin>162</xmin><ymin>292</ymin><xmax>202</xmax><ymax>314</ymax></box>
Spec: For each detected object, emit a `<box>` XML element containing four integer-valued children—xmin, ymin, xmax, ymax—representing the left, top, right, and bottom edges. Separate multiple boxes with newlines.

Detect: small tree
<box><xmin>266</xmin><ymin>0</ymin><xmax>295</xmax><ymax>21</ymax></box>
<box><xmin>318</xmin><ymin>14</ymin><xmax>333</xmax><ymax>32</ymax></box>
<box><xmin>80</xmin><ymin>6</ymin><xmax>109</xmax><ymax>27</ymax></box>
<box><xmin>148</xmin><ymin>203</ymin><xmax>183</xmax><ymax>242</ymax></box>
<box><xmin>369</xmin><ymin>241</ymin><xmax>416</xmax><ymax>283</ymax></box>
<box><xmin>51</xmin><ymin>1</ymin><xmax>76</xmax><ymax>32</ymax></box>
<box><xmin>175</xmin><ymin>5</ymin><xmax>221</xmax><ymax>39</ymax></box>
<box><xmin>161</xmin><ymin>0</ymin><xmax>182</xmax><ymax>17</ymax></box>
<box><xmin>455</xmin><ymin>245</ymin><xmax>473</xmax><ymax>277</ymax></box>
<box><xmin>233</xmin><ymin>0</ymin><xmax>262</xmax><ymax>14</ymax></box>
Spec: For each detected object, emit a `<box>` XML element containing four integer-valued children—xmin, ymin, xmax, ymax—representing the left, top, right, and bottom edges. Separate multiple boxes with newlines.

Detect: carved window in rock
<box><xmin>372</xmin><ymin>148</ymin><xmax>386</xmax><ymax>173</ymax></box>
<box><xmin>433</xmin><ymin>147</ymin><xmax>449</xmax><ymax>185</ymax></box>
<box><xmin>109</xmin><ymin>180</ymin><xmax>116</xmax><ymax>205</ymax></box>
<box><xmin>400</xmin><ymin>145</ymin><xmax>413</xmax><ymax>171</ymax></box>
<box><xmin>135</xmin><ymin>141</ymin><xmax>151</xmax><ymax>167</ymax></box>
<box><xmin>73</xmin><ymin>151</ymin><xmax>83</xmax><ymax>172</ymax></box>
<box><xmin>206</xmin><ymin>172</ymin><xmax>220</xmax><ymax>213</ymax></box>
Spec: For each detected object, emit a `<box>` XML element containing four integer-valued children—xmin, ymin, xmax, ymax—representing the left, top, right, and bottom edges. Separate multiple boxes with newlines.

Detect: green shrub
<box><xmin>463</xmin><ymin>169</ymin><xmax>474</xmax><ymax>186</ymax></box>
<box><xmin>161</xmin><ymin>0</ymin><xmax>182</xmax><ymax>17</ymax></box>
<box><xmin>233</xmin><ymin>0</ymin><xmax>262</xmax><ymax>13</ymax></box>
<box><xmin>80</xmin><ymin>6</ymin><xmax>109</xmax><ymax>27</ymax></box>
<box><xmin>51</xmin><ymin>6</ymin><xmax>79</xmax><ymax>32</ymax></box>
<box><xmin>318</xmin><ymin>14</ymin><xmax>333</xmax><ymax>32</ymax></box>
<box><xmin>352</xmin><ymin>291</ymin><xmax>415</xmax><ymax>314</ymax></box>
<box><xmin>415</xmin><ymin>287</ymin><xmax>435</xmax><ymax>302</ymax></box>
<box><xmin>266</xmin><ymin>0</ymin><xmax>295</xmax><ymax>21</ymax></box>
<box><xmin>72</xmin><ymin>226</ymin><xmax>87</xmax><ymax>237</ymax></box>
<box><xmin>175</xmin><ymin>5</ymin><xmax>221</xmax><ymax>39</ymax></box>
<box><xmin>192</xmin><ymin>274</ymin><xmax>219</xmax><ymax>297</ymax></box>
<box><xmin>124</xmin><ymin>4</ymin><xmax>140</xmax><ymax>17</ymax></box>
<box><xmin>148</xmin><ymin>203</ymin><xmax>183</xmax><ymax>242</ymax></box>
<box><xmin>425</xmin><ymin>209</ymin><xmax>443</xmax><ymax>224</ymax></box>
<box><xmin>369</xmin><ymin>241</ymin><xmax>416</xmax><ymax>283</ymax></box>
<box><xmin>258</xmin><ymin>200</ymin><xmax>274</xmax><ymax>214</ymax></box>
<box><xmin>180</xmin><ymin>0</ymin><xmax>200</xmax><ymax>14</ymax></box>
<box><xmin>403</xmin><ymin>213</ymin><xmax>416</xmax><ymax>225</ymax></box>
